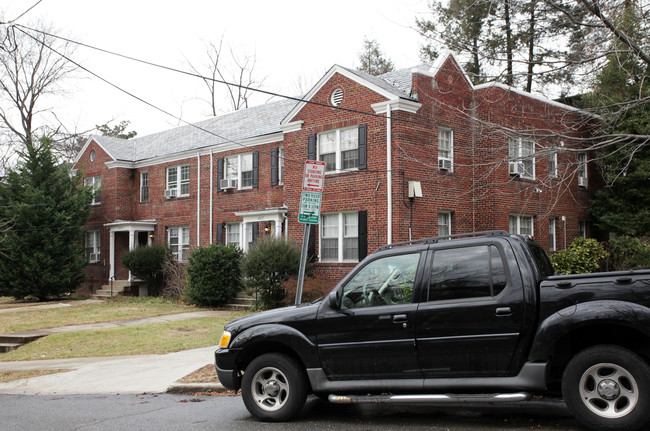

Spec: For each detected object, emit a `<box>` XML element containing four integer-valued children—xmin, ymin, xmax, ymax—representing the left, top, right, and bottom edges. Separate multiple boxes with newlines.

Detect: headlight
<box><xmin>218</xmin><ymin>330</ymin><xmax>232</xmax><ymax>349</ymax></box>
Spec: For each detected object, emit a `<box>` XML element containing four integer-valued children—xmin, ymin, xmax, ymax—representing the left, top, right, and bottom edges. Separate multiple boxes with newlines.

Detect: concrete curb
<box><xmin>166</xmin><ymin>382</ymin><xmax>227</xmax><ymax>394</ymax></box>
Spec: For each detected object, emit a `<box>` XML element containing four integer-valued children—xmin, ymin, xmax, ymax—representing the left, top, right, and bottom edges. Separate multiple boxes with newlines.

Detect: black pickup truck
<box><xmin>215</xmin><ymin>231</ymin><xmax>650</xmax><ymax>431</ymax></box>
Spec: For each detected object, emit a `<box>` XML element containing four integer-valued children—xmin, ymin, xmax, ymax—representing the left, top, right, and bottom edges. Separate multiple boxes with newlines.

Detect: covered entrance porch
<box><xmin>104</xmin><ymin>219</ymin><xmax>157</xmax><ymax>284</ymax></box>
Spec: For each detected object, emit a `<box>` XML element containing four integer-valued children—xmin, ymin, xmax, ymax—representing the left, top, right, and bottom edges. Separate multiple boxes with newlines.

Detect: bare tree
<box><xmin>0</xmin><ymin>24</ymin><xmax>75</xmax><ymax>153</ymax></box>
<box><xmin>187</xmin><ymin>38</ymin><xmax>266</xmax><ymax>115</ymax></box>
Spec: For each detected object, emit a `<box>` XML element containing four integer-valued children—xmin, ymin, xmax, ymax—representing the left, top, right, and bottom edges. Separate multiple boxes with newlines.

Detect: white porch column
<box><xmin>109</xmin><ymin>230</ymin><xmax>115</xmax><ymax>282</ymax></box>
<box><xmin>128</xmin><ymin>229</ymin><xmax>136</xmax><ymax>281</ymax></box>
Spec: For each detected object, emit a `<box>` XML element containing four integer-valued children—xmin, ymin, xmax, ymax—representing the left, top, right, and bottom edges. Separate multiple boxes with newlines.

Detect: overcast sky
<box><xmin>3</xmin><ymin>0</ymin><xmax>430</xmax><ymax>137</ymax></box>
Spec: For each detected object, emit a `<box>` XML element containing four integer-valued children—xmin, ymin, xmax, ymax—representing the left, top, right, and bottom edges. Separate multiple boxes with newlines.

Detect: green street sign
<box><xmin>298</xmin><ymin>191</ymin><xmax>322</xmax><ymax>224</ymax></box>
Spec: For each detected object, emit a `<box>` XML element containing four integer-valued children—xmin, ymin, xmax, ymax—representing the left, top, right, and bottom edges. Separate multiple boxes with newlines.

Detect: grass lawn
<box><xmin>0</xmin><ymin>312</ymin><xmax>247</xmax><ymax>361</ymax></box>
<box><xmin>0</xmin><ymin>297</ymin><xmax>212</xmax><ymax>333</ymax></box>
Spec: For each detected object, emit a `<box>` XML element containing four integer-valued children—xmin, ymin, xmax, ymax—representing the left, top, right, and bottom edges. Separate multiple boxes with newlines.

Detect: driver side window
<box><xmin>341</xmin><ymin>253</ymin><xmax>420</xmax><ymax>309</ymax></box>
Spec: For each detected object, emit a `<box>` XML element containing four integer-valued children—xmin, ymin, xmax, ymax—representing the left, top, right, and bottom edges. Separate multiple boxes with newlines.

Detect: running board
<box><xmin>328</xmin><ymin>393</ymin><xmax>531</xmax><ymax>404</ymax></box>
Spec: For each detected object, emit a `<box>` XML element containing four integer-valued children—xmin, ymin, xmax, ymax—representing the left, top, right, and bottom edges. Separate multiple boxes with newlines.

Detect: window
<box><xmin>140</xmin><ymin>172</ymin><xmax>149</xmax><ymax>202</ymax></box>
<box><xmin>438</xmin><ymin>212</ymin><xmax>451</xmax><ymax>237</ymax></box>
<box><xmin>318</xmin><ymin>127</ymin><xmax>359</xmax><ymax>172</ymax></box>
<box><xmin>549</xmin><ymin>218</ymin><xmax>557</xmax><ymax>251</ymax></box>
<box><xmin>278</xmin><ymin>147</ymin><xmax>284</xmax><ymax>185</ymax></box>
<box><xmin>578</xmin><ymin>152</ymin><xmax>588</xmax><ymax>187</ymax></box>
<box><xmin>509</xmin><ymin>215</ymin><xmax>534</xmax><ymax>236</ymax></box>
<box><xmin>84</xmin><ymin>176</ymin><xmax>101</xmax><ymax>205</ymax></box>
<box><xmin>508</xmin><ymin>137</ymin><xmax>535</xmax><ymax>179</ymax></box>
<box><xmin>167</xmin><ymin>165</ymin><xmax>190</xmax><ymax>197</ymax></box>
<box><xmin>341</xmin><ymin>252</ymin><xmax>420</xmax><ymax>309</ymax></box>
<box><xmin>225</xmin><ymin>153</ymin><xmax>254</xmax><ymax>189</ymax></box>
<box><xmin>168</xmin><ymin>226</ymin><xmax>190</xmax><ymax>262</ymax></box>
<box><xmin>85</xmin><ymin>231</ymin><xmax>100</xmax><ymax>263</ymax></box>
<box><xmin>226</xmin><ymin>223</ymin><xmax>241</xmax><ymax>246</ymax></box>
<box><xmin>549</xmin><ymin>151</ymin><xmax>557</xmax><ymax>178</ymax></box>
<box><xmin>321</xmin><ymin>212</ymin><xmax>358</xmax><ymax>262</ymax></box>
<box><xmin>438</xmin><ymin>129</ymin><xmax>453</xmax><ymax>171</ymax></box>
<box><xmin>579</xmin><ymin>220</ymin><xmax>587</xmax><ymax>238</ymax></box>
<box><xmin>429</xmin><ymin>245</ymin><xmax>507</xmax><ymax>302</ymax></box>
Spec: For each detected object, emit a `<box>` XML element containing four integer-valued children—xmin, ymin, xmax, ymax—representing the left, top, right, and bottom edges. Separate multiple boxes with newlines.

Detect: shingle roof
<box><xmin>94</xmin><ymin>98</ymin><xmax>299</xmax><ymax>163</ymax></box>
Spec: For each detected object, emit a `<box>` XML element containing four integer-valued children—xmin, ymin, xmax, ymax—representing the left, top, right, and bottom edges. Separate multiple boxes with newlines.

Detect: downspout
<box><xmin>209</xmin><ymin>150</ymin><xmax>214</xmax><ymax>244</ymax></box>
<box><xmin>386</xmin><ymin>104</ymin><xmax>393</xmax><ymax>244</ymax></box>
<box><xmin>196</xmin><ymin>153</ymin><xmax>201</xmax><ymax>247</ymax></box>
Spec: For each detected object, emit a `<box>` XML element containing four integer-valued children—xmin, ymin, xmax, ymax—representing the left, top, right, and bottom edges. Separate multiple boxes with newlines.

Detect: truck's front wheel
<box><xmin>241</xmin><ymin>353</ymin><xmax>307</xmax><ymax>422</ymax></box>
<box><xmin>562</xmin><ymin>345</ymin><xmax>650</xmax><ymax>431</ymax></box>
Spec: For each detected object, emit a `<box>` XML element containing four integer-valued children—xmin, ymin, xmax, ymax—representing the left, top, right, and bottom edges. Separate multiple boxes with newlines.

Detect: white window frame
<box><xmin>84</xmin><ymin>176</ymin><xmax>101</xmax><ymax>205</ymax></box>
<box><xmin>549</xmin><ymin>218</ymin><xmax>557</xmax><ymax>251</ymax></box>
<box><xmin>278</xmin><ymin>147</ymin><xmax>285</xmax><ymax>185</ymax></box>
<box><xmin>226</xmin><ymin>222</ymin><xmax>241</xmax><ymax>246</ymax></box>
<box><xmin>578</xmin><ymin>152</ymin><xmax>588</xmax><ymax>187</ymax></box>
<box><xmin>85</xmin><ymin>230</ymin><xmax>101</xmax><ymax>263</ymax></box>
<box><xmin>579</xmin><ymin>220</ymin><xmax>587</xmax><ymax>238</ymax></box>
<box><xmin>438</xmin><ymin>212</ymin><xmax>451</xmax><ymax>237</ymax></box>
<box><xmin>548</xmin><ymin>151</ymin><xmax>557</xmax><ymax>178</ymax></box>
<box><xmin>166</xmin><ymin>165</ymin><xmax>190</xmax><ymax>197</ymax></box>
<box><xmin>224</xmin><ymin>153</ymin><xmax>254</xmax><ymax>190</ymax></box>
<box><xmin>168</xmin><ymin>226</ymin><xmax>190</xmax><ymax>262</ymax></box>
<box><xmin>318</xmin><ymin>127</ymin><xmax>359</xmax><ymax>173</ymax></box>
<box><xmin>320</xmin><ymin>212</ymin><xmax>359</xmax><ymax>262</ymax></box>
<box><xmin>508</xmin><ymin>137</ymin><xmax>536</xmax><ymax>180</ymax></box>
<box><xmin>438</xmin><ymin>129</ymin><xmax>454</xmax><ymax>172</ymax></box>
<box><xmin>140</xmin><ymin>172</ymin><xmax>149</xmax><ymax>202</ymax></box>
<box><xmin>509</xmin><ymin>215</ymin><xmax>534</xmax><ymax>237</ymax></box>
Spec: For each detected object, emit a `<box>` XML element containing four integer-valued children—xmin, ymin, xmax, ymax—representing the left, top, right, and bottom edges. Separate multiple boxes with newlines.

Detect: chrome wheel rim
<box><xmin>251</xmin><ymin>366</ymin><xmax>290</xmax><ymax>412</ymax></box>
<box><xmin>578</xmin><ymin>362</ymin><xmax>639</xmax><ymax>418</ymax></box>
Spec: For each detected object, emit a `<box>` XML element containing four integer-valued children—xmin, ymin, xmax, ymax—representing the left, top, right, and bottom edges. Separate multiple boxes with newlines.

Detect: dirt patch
<box><xmin>0</xmin><ymin>369</ymin><xmax>73</xmax><ymax>383</ymax></box>
<box><xmin>177</xmin><ymin>364</ymin><xmax>219</xmax><ymax>383</ymax></box>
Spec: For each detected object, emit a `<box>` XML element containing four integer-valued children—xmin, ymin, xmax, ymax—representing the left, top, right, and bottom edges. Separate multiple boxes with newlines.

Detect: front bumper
<box><xmin>214</xmin><ymin>348</ymin><xmax>241</xmax><ymax>391</ymax></box>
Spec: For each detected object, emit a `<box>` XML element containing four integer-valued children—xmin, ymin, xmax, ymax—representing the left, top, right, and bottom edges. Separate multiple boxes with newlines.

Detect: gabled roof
<box><xmin>75</xmin><ymin>98</ymin><xmax>298</xmax><ymax>165</ymax></box>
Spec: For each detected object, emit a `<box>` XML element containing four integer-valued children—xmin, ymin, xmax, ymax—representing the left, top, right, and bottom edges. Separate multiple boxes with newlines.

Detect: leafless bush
<box><xmin>162</xmin><ymin>259</ymin><xmax>187</xmax><ymax>299</ymax></box>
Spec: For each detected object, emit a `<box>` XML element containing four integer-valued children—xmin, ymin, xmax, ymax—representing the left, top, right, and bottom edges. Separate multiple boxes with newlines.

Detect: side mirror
<box><xmin>328</xmin><ymin>290</ymin><xmax>340</xmax><ymax>309</ymax></box>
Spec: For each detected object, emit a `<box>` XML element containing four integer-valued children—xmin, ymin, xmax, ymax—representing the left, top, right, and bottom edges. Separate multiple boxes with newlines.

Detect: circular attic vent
<box><xmin>89</xmin><ymin>150</ymin><xmax>95</xmax><ymax>162</ymax></box>
<box><xmin>330</xmin><ymin>88</ymin><xmax>343</xmax><ymax>107</ymax></box>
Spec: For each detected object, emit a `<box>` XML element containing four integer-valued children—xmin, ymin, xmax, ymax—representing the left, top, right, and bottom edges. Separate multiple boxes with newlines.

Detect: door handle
<box><xmin>495</xmin><ymin>307</ymin><xmax>512</xmax><ymax>317</ymax></box>
<box><xmin>392</xmin><ymin>314</ymin><xmax>408</xmax><ymax>323</ymax></box>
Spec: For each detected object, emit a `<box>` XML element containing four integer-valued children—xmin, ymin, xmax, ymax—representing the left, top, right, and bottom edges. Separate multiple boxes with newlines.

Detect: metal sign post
<box><xmin>295</xmin><ymin>161</ymin><xmax>326</xmax><ymax>305</ymax></box>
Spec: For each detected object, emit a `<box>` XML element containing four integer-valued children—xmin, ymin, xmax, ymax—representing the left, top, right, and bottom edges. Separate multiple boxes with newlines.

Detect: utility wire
<box><xmin>0</xmin><ymin>1</ymin><xmax>44</xmax><ymax>25</ymax></box>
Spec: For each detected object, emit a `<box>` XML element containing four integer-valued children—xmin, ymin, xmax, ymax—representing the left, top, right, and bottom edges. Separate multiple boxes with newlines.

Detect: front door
<box><xmin>316</xmin><ymin>251</ymin><xmax>424</xmax><ymax>380</ymax></box>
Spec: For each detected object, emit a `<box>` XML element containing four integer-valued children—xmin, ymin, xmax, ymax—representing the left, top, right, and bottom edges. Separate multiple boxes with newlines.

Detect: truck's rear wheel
<box><xmin>562</xmin><ymin>345</ymin><xmax>650</xmax><ymax>431</ymax></box>
<box><xmin>241</xmin><ymin>353</ymin><xmax>307</xmax><ymax>422</ymax></box>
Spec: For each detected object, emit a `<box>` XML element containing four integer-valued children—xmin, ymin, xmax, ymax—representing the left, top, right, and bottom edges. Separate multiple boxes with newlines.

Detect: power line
<box><xmin>0</xmin><ymin>1</ymin><xmax>44</xmax><ymax>25</ymax></box>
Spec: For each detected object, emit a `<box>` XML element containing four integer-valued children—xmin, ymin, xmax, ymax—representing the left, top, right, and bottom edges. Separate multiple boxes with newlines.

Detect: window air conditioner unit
<box><xmin>164</xmin><ymin>188</ymin><xmax>177</xmax><ymax>199</ymax></box>
<box><xmin>438</xmin><ymin>158</ymin><xmax>452</xmax><ymax>171</ymax></box>
<box><xmin>509</xmin><ymin>161</ymin><xmax>522</xmax><ymax>176</ymax></box>
<box><xmin>89</xmin><ymin>253</ymin><xmax>99</xmax><ymax>262</ymax></box>
<box><xmin>578</xmin><ymin>177</ymin><xmax>587</xmax><ymax>187</ymax></box>
<box><xmin>220</xmin><ymin>178</ymin><xmax>237</xmax><ymax>190</ymax></box>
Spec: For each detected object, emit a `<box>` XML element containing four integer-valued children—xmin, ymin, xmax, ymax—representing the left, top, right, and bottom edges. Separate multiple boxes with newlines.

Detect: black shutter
<box><xmin>253</xmin><ymin>151</ymin><xmax>259</xmax><ymax>188</ymax></box>
<box><xmin>307</xmin><ymin>134</ymin><xmax>316</xmax><ymax>161</ymax></box>
<box><xmin>358</xmin><ymin>125</ymin><xmax>367</xmax><ymax>170</ymax></box>
<box><xmin>307</xmin><ymin>224</ymin><xmax>316</xmax><ymax>263</ymax></box>
<box><xmin>216</xmin><ymin>158</ymin><xmax>223</xmax><ymax>192</ymax></box>
<box><xmin>358</xmin><ymin>210</ymin><xmax>368</xmax><ymax>260</ymax></box>
<box><xmin>252</xmin><ymin>222</ymin><xmax>259</xmax><ymax>244</ymax></box>
<box><xmin>216</xmin><ymin>223</ymin><xmax>223</xmax><ymax>245</ymax></box>
<box><xmin>270</xmin><ymin>148</ymin><xmax>278</xmax><ymax>186</ymax></box>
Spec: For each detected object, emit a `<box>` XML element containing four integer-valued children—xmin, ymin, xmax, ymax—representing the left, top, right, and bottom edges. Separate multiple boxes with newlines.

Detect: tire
<box><xmin>562</xmin><ymin>345</ymin><xmax>650</xmax><ymax>431</ymax></box>
<box><xmin>241</xmin><ymin>353</ymin><xmax>308</xmax><ymax>422</ymax></box>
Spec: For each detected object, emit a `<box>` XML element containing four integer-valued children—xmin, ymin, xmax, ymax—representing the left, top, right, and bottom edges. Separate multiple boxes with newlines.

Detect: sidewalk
<box><xmin>0</xmin><ymin>303</ymin><xmax>229</xmax><ymax>395</ymax></box>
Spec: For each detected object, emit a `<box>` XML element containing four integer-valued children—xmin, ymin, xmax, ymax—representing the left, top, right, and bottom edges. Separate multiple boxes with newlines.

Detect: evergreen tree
<box><xmin>0</xmin><ymin>137</ymin><xmax>93</xmax><ymax>300</ymax></box>
<box><xmin>357</xmin><ymin>38</ymin><xmax>394</xmax><ymax>76</ymax></box>
<box><xmin>589</xmin><ymin>4</ymin><xmax>650</xmax><ymax>236</ymax></box>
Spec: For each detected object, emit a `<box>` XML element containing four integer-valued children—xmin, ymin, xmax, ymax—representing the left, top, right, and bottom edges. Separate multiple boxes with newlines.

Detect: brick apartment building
<box><xmin>73</xmin><ymin>52</ymin><xmax>600</xmax><ymax>295</ymax></box>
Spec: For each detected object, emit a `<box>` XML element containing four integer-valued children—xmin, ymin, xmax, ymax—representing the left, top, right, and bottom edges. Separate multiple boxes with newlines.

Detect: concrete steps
<box><xmin>0</xmin><ymin>333</ymin><xmax>47</xmax><ymax>353</ymax></box>
<box><xmin>90</xmin><ymin>281</ymin><xmax>143</xmax><ymax>299</ymax></box>
<box><xmin>224</xmin><ymin>290</ymin><xmax>255</xmax><ymax>311</ymax></box>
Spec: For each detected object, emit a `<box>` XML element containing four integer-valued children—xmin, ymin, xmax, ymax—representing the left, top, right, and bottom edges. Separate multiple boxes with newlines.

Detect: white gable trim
<box><xmin>73</xmin><ymin>136</ymin><xmax>117</xmax><ymax>165</ymax></box>
<box><xmin>372</xmin><ymin>100</ymin><xmax>422</xmax><ymax>115</ymax></box>
<box><xmin>282</xmin><ymin>65</ymin><xmax>410</xmax><ymax>125</ymax></box>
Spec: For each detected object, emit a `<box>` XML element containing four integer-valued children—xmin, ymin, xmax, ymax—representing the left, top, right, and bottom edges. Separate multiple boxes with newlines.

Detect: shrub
<box><xmin>242</xmin><ymin>237</ymin><xmax>301</xmax><ymax>309</ymax></box>
<box><xmin>283</xmin><ymin>274</ymin><xmax>333</xmax><ymax>304</ymax></box>
<box><xmin>161</xmin><ymin>259</ymin><xmax>188</xmax><ymax>299</ymax></box>
<box><xmin>186</xmin><ymin>244</ymin><xmax>242</xmax><ymax>307</ymax></box>
<box><xmin>121</xmin><ymin>245</ymin><xmax>170</xmax><ymax>296</ymax></box>
<box><xmin>550</xmin><ymin>237</ymin><xmax>609</xmax><ymax>275</ymax></box>
<box><xmin>606</xmin><ymin>236</ymin><xmax>650</xmax><ymax>271</ymax></box>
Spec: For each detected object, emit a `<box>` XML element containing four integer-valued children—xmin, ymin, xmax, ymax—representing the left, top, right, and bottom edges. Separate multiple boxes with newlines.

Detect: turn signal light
<box><xmin>218</xmin><ymin>331</ymin><xmax>231</xmax><ymax>349</ymax></box>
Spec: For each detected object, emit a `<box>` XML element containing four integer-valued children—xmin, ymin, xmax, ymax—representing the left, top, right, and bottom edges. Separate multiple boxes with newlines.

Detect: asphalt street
<box><xmin>0</xmin><ymin>393</ymin><xmax>584</xmax><ymax>431</ymax></box>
